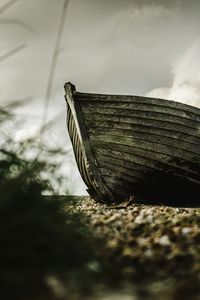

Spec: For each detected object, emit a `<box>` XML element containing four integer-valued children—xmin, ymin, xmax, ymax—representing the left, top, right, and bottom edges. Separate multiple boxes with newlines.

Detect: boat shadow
<box><xmin>134</xmin><ymin>175</ymin><xmax>200</xmax><ymax>208</ymax></box>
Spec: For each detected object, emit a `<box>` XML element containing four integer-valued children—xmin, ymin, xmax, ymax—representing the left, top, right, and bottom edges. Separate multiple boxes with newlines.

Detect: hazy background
<box><xmin>1</xmin><ymin>0</ymin><xmax>200</xmax><ymax>194</ymax></box>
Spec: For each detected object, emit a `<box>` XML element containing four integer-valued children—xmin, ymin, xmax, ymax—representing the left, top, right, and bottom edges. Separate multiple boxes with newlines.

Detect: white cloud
<box><xmin>146</xmin><ymin>38</ymin><xmax>200</xmax><ymax>107</ymax></box>
<box><xmin>114</xmin><ymin>4</ymin><xmax>173</xmax><ymax>20</ymax></box>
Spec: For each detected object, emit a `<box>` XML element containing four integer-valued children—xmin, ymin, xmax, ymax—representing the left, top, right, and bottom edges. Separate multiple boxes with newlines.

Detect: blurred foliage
<box><xmin>0</xmin><ymin>100</ymin><xmax>71</xmax><ymax>195</ymax></box>
<box><xmin>0</xmin><ymin>105</ymin><xmax>102</xmax><ymax>300</ymax></box>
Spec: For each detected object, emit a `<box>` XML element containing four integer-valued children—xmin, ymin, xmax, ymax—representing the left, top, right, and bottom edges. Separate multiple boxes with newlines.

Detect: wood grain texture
<box><xmin>65</xmin><ymin>83</ymin><xmax>200</xmax><ymax>204</ymax></box>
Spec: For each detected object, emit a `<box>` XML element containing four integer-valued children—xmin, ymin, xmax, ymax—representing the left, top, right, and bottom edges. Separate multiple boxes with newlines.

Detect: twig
<box><xmin>0</xmin><ymin>44</ymin><xmax>27</xmax><ymax>62</ymax></box>
<box><xmin>40</xmin><ymin>0</ymin><xmax>69</xmax><ymax>140</ymax></box>
<box><xmin>0</xmin><ymin>18</ymin><xmax>35</xmax><ymax>32</ymax></box>
<box><xmin>0</xmin><ymin>0</ymin><xmax>19</xmax><ymax>15</ymax></box>
<box><xmin>107</xmin><ymin>195</ymin><xmax>135</xmax><ymax>209</ymax></box>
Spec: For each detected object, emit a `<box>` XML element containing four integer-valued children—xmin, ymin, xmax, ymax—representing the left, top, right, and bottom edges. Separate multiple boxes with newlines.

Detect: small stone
<box><xmin>182</xmin><ymin>227</ymin><xmax>192</xmax><ymax>235</ymax></box>
<box><xmin>144</xmin><ymin>248</ymin><xmax>153</xmax><ymax>257</ymax></box>
<box><xmin>107</xmin><ymin>239</ymin><xmax>118</xmax><ymax>249</ymax></box>
<box><xmin>122</xmin><ymin>247</ymin><xmax>134</xmax><ymax>257</ymax></box>
<box><xmin>156</xmin><ymin>235</ymin><xmax>171</xmax><ymax>246</ymax></box>
<box><xmin>134</xmin><ymin>211</ymin><xmax>146</xmax><ymax>224</ymax></box>
<box><xmin>137</xmin><ymin>237</ymin><xmax>148</xmax><ymax>246</ymax></box>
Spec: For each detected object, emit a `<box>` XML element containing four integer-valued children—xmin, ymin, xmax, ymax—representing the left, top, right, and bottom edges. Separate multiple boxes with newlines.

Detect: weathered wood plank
<box><xmin>95</xmin><ymin>150</ymin><xmax>200</xmax><ymax>182</ymax></box>
<box><xmin>81</xmin><ymin>106</ymin><xmax>200</xmax><ymax>129</ymax></box>
<box><xmin>99</xmin><ymin>160</ymin><xmax>145</xmax><ymax>181</ymax></box>
<box><xmin>99</xmin><ymin>167</ymin><xmax>142</xmax><ymax>184</ymax></box>
<box><xmin>76</xmin><ymin>92</ymin><xmax>200</xmax><ymax>117</ymax></box>
<box><xmin>103</xmin><ymin>175</ymin><xmax>137</xmax><ymax>193</ymax></box>
<box><xmin>84</xmin><ymin>117</ymin><xmax>200</xmax><ymax>139</ymax></box>
<box><xmin>86</xmin><ymin>122</ymin><xmax>200</xmax><ymax>146</ymax></box>
<box><xmin>88</xmin><ymin>128</ymin><xmax>200</xmax><ymax>155</ymax></box>
<box><xmin>90</xmin><ymin>134</ymin><xmax>200</xmax><ymax>163</ymax></box>
<box><xmin>80</xmin><ymin>100</ymin><xmax>200</xmax><ymax>122</ymax></box>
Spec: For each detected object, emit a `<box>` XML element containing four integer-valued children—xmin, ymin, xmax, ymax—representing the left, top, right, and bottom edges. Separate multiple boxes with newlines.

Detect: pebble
<box><xmin>182</xmin><ymin>227</ymin><xmax>192</xmax><ymax>235</ymax></box>
<box><xmin>156</xmin><ymin>235</ymin><xmax>171</xmax><ymax>246</ymax></box>
<box><xmin>63</xmin><ymin>196</ymin><xmax>200</xmax><ymax>299</ymax></box>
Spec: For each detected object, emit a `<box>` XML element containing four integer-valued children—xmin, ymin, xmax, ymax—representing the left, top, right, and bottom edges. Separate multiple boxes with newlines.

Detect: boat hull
<box><xmin>65</xmin><ymin>82</ymin><xmax>200</xmax><ymax>205</ymax></box>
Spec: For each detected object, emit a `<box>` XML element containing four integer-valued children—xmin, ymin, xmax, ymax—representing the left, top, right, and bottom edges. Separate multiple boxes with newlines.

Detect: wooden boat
<box><xmin>64</xmin><ymin>82</ymin><xmax>200</xmax><ymax>205</ymax></box>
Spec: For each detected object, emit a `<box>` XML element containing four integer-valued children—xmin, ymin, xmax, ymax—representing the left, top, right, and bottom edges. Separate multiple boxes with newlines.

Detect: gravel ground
<box><xmin>62</xmin><ymin>196</ymin><xmax>200</xmax><ymax>300</ymax></box>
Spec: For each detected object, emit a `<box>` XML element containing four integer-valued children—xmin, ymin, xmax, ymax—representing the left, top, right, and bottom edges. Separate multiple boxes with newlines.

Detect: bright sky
<box><xmin>1</xmin><ymin>0</ymin><xmax>200</xmax><ymax>194</ymax></box>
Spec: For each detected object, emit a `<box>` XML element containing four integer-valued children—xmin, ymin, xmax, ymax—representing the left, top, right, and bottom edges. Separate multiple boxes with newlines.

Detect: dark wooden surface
<box><xmin>65</xmin><ymin>83</ymin><xmax>200</xmax><ymax>205</ymax></box>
